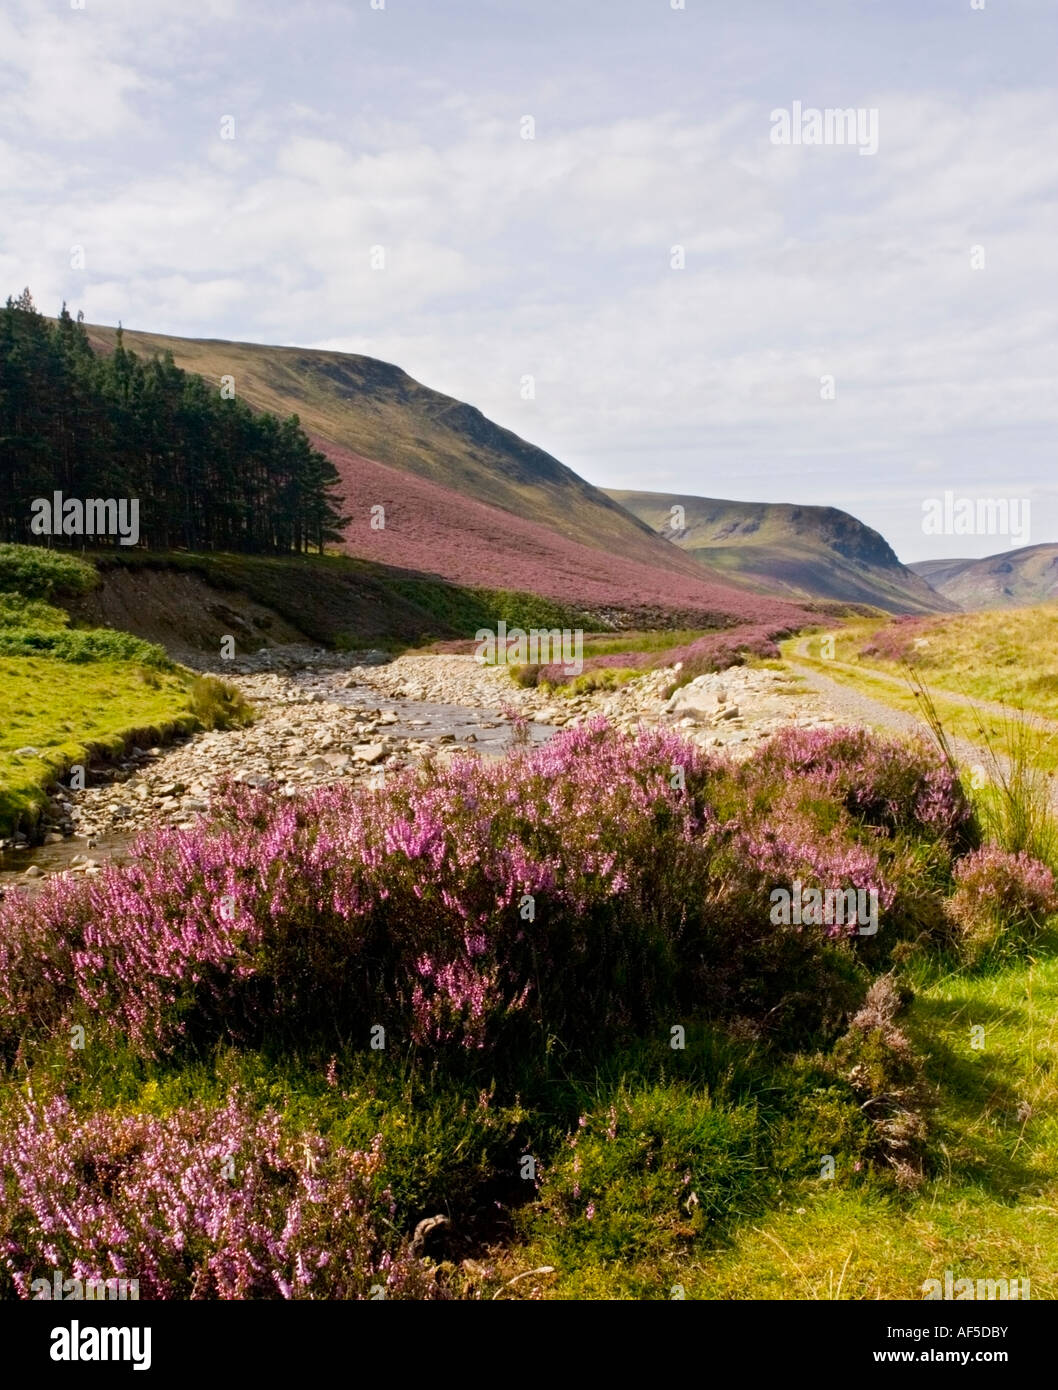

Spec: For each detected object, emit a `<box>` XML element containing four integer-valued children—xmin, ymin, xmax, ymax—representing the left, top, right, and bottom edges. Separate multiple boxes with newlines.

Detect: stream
<box><xmin>0</xmin><ymin>673</ymin><xmax>556</xmax><ymax>896</ymax></box>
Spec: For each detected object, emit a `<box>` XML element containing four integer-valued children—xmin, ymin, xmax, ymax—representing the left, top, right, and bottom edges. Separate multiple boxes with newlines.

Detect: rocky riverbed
<box><xmin>1</xmin><ymin>646</ymin><xmax>842</xmax><ymax>890</ymax></box>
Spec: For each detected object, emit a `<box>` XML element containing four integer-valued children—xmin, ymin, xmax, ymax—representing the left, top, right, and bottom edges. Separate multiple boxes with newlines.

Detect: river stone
<box><xmin>353</xmin><ymin>743</ymin><xmax>386</xmax><ymax>764</ymax></box>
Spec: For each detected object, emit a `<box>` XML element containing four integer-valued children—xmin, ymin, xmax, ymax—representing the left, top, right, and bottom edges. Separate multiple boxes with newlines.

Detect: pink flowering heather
<box><xmin>0</xmin><ymin>720</ymin><xmax>977</xmax><ymax>1059</ymax></box>
<box><xmin>733</xmin><ymin>814</ymin><xmax>895</xmax><ymax>938</ymax></box>
<box><xmin>748</xmin><ymin>726</ymin><xmax>972</xmax><ymax>844</ymax></box>
<box><xmin>949</xmin><ymin>845</ymin><xmax>1058</xmax><ymax>958</ymax></box>
<box><xmin>0</xmin><ymin>1091</ymin><xmax>444</xmax><ymax>1300</ymax></box>
<box><xmin>0</xmin><ymin>721</ymin><xmax>720</xmax><ymax>1058</ymax></box>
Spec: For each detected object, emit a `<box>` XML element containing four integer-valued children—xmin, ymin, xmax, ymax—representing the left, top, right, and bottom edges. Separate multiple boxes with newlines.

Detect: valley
<box><xmin>2</xmin><ymin>305</ymin><xmax>1056</xmax><ymax>1308</ymax></box>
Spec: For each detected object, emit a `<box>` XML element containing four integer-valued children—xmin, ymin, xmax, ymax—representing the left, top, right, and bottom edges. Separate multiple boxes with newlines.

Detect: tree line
<box><xmin>0</xmin><ymin>289</ymin><xmax>349</xmax><ymax>553</ymax></box>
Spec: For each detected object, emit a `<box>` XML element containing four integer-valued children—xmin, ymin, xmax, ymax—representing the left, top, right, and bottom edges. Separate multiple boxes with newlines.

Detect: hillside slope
<box><xmin>608</xmin><ymin>491</ymin><xmax>954</xmax><ymax>615</ymax></box>
<box><xmin>85</xmin><ymin>326</ymin><xmax>698</xmax><ymax>578</ymax></box>
<box><xmin>81</xmin><ymin>324</ymin><xmax>812</xmax><ymax>629</ymax></box>
<box><xmin>909</xmin><ymin>544</ymin><xmax>1058</xmax><ymax>610</ymax></box>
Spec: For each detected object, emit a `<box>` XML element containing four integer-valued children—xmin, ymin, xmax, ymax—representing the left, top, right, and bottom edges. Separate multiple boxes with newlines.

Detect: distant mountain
<box><xmin>607</xmin><ymin>491</ymin><xmax>954</xmax><ymax>615</ymax></box>
<box><xmin>82</xmin><ymin>325</ymin><xmax>811</xmax><ymax>629</ymax></box>
<box><xmin>909</xmin><ymin>544</ymin><xmax>1058</xmax><ymax>610</ymax></box>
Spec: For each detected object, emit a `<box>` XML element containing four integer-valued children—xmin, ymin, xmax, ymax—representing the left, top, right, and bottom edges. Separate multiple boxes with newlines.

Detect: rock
<box><xmin>353</xmin><ymin>743</ymin><xmax>386</xmax><ymax>764</ymax></box>
<box><xmin>43</xmin><ymin>832</ymin><xmax>63</xmax><ymax>844</ymax></box>
<box><xmin>411</xmin><ymin>1214</ymin><xmax>450</xmax><ymax>1257</ymax></box>
<box><xmin>14</xmin><ymin>746</ymin><xmax>39</xmax><ymax>757</ymax></box>
<box><xmin>714</xmin><ymin>705</ymin><xmax>740</xmax><ymax>722</ymax></box>
<box><xmin>23</xmin><ymin>865</ymin><xmax>42</xmax><ymax>878</ymax></box>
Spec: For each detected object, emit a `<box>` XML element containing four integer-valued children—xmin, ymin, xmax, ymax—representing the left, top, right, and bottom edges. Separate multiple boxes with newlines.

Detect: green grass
<box><xmin>548</xmin><ymin>667</ymin><xmax>641</xmax><ymax>696</ymax></box>
<box><xmin>0</xmin><ymin>656</ymin><xmax>200</xmax><ymax>832</ymax></box>
<box><xmin>0</xmin><ymin>544</ymin><xmax>97</xmax><ymax>601</ymax></box>
<box><xmin>491</xmin><ymin>943</ymin><xmax>1058</xmax><ymax>1298</ymax></box>
<box><xmin>0</xmin><ymin>655</ymin><xmax>254</xmax><ymax>835</ymax></box>
<box><xmin>576</xmin><ymin>629</ymin><xmax>709</xmax><ymax>658</ymax></box>
<box><xmin>785</xmin><ymin>629</ymin><xmax>1058</xmax><ymax>777</ymax></box>
<box><xmin>12</xmin><ymin>935</ymin><xmax>1054</xmax><ymax>1299</ymax></box>
<box><xmin>812</xmin><ymin>607</ymin><xmax>1058</xmax><ymax>721</ymax></box>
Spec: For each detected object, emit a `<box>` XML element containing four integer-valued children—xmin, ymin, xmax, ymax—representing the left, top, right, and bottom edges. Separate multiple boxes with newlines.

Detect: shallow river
<box><xmin>0</xmin><ymin>679</ymin><xmax>555</xmax><ymax>893</ymax></box>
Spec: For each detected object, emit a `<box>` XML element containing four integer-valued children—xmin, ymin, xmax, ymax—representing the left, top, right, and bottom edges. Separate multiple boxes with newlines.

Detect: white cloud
<box><xmin>1</xmin><ymin>1</ymin><xmax>1055</xmax><ymax>557</ymax></box>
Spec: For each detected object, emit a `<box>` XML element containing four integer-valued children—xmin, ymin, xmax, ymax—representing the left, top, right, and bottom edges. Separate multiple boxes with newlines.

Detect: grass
<box><xmin>10</xmin><ymin>933</ymin><xmax>1054</xmax><ymax>1299</ymax></box>
<box><xmin>0</xmin><ymin>656</ymin><xmax>198</xmax><ymax>832</ymax></box>
<box><xmin>809</xmin><ymin>606</ymin><xmax>1058</xmax><ymax>721</ymax></box>
<box><xmin>785</xmin><ymin>628</ymin><xmax>1058</xmax><ymax>777</ymax></box>
<box><xmin>576</xmin><ymin>629</ymin><xmax>710</xmax><ymax>657</ymax></box>
<box><xmin>490</xmin><ymin>942</ymin><xmax>1058</xmax><ymax>1299</ymax></box>
<box><xmin>508</xmin><ymin>664</ymin><xmax>642</xmax><ymax>695</ymax></box>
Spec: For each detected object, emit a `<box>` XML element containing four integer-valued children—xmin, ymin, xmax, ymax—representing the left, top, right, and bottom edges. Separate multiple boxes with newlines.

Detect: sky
<box><xmin>2</xmin><ymin>0</ymin><xmax>1056</xmax><ymax>562</ymax></box>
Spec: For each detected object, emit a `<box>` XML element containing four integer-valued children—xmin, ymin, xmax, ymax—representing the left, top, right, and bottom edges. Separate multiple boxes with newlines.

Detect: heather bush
<box><xmin>0</xmin><ymin>1091</ymin><xmax>444</xmax><ymax>1300</ymax></box>
<box><xmin>0</xmin><ymin>721</ymin><xmax>983</xmax><ymax>1065</ymax></box>
<box><xmin>521</xmin><ymin>1083</ymin><xmax>768</xmax><ymax>1262</ymax></box>
<box><xmin>859</xmin><ymin>616</ymin><xmax>931</xmax><ymax>665</ymax></box>
<box><xmin>948</xmin><ymin>845</ymin><xmax>1058</xmax><ymax>963</ymax></box>
<box><xmin>831</xmin><ymin>976</ymin><xmax>934</xmax><ymax>1189</ymax></box>
<box><xmin>0</xmin><ymin>721</ymin><xmax>878</xmax><ymax>1061</ymax></box>
<box><xmin>746</xmin><ymin>726</ymin><xmax>973</xmax><ymax>849</ymax></box>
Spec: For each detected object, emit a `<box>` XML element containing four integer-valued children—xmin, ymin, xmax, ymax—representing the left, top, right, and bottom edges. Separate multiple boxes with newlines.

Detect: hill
<box><xmin>82</xmin><ymin>325</ymin><xmax>787</xmax><ymax>622</ymax></box>
<box><xmin>909</xmin><ymin>544</ymin><xmax>1058</xmax><ymax>610</ymax></box>
<box><xmin>608</xmin><ymin>491</ymin><xmax>954</xmax><ymax>615</ymax></box>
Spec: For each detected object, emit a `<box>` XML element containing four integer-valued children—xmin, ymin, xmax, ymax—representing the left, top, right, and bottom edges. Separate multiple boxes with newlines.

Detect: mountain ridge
<box><xmin>608</xmin><ymin>490</ymin><xmax>955</xmax><ymax>615</ymax></box>
<box><xmin>909</xmin><ymin>544</ymin><xmax>1058</xmax><ymax>610</ymax></box>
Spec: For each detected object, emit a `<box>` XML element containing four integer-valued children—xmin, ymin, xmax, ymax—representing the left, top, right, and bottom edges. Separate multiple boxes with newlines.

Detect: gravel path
<box><xmin>790</xmin><ymin>636</ymin><xmax>1058</xmax><ymax>737</ymax></box>
<box><xmin>786</xmin><ymin>654</ymin><xmax>1058</xmax><ymax>811</ymax></box>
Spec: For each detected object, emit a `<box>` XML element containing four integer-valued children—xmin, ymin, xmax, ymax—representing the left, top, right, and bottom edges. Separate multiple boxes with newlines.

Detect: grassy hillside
<box><xmin>0</xmin><ymin>547</ymin><xmax>250</xmax><ymax>836</ymax></box>
<box><xmin>911</xmin><ymin>544</ymin><xmax>1058</xmax><ymax>610</ymax></box>
<box><xmin>813</xmin><ymin>605</ymin><xmax>1058</xmax><ymax>721</ymax></box>
<box><xmin>609</xmin><ymin>490</ymin><xmax>953</xmax><ymax>616</ymax></box>
<box><xmin>83</xmin><ymin>325</ymin><xmax>695</xmax><ymax>575</ymax></box>
<box><xmin>785</xmin><ymin>605</ymin><xmax>1058</xmax><ymax>783</ymax></box>
<box><xmin>79</xmin><ymin>325</ymin><xmax>818</xmax><ymax>630</ymax></box>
